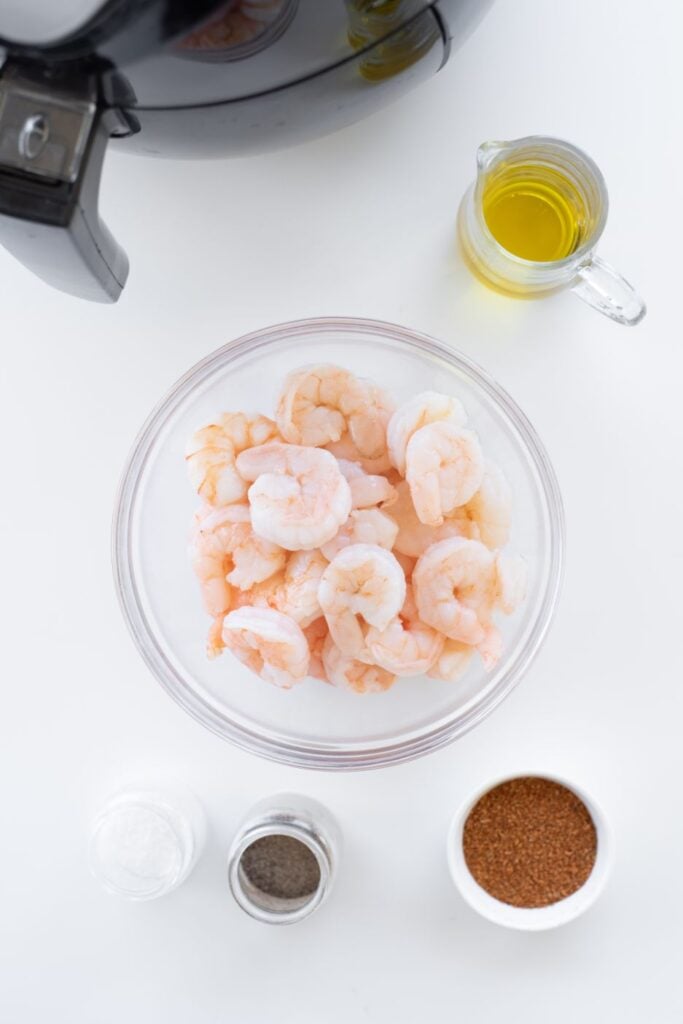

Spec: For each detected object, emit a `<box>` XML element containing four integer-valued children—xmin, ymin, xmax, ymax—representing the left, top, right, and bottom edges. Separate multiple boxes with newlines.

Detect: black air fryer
<box><xmin>0</xmin><ymin>0</ymin><xmax>493</xmax><ymax>302</ymax></box>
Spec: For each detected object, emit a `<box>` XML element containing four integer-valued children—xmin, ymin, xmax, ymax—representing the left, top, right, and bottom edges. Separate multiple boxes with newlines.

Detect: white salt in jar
<box><xmin>89</xmin><ymin>786</ymin><xmax>206</xmax><ymax>900</ymax></box>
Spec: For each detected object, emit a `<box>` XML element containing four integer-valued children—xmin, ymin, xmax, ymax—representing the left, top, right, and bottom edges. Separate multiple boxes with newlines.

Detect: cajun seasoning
<box><xmin>462</xmin><ymin>776</ymin><xmax>597</xmax><ymax>908</ymax></box>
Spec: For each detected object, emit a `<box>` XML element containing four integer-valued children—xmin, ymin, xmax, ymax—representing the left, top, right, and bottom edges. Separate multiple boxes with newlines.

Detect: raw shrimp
<box><xmin>187</xmin><ymin>367</ymin><xmax>526</xmax><ymax>688</ymax></box>
<box><xmin>276</xmin><ymin>364</ymin><xmax>394</xmax><ymax>458</ymax></box>
<box><xmin>477</xmin><ymin>623</ymin><xmax>503</xmax><ymax>670</ymax></box>
<box><xmin>427</xmin><ymin>638</ymin><xmax>474</xmax><ymax>682</ymax></box>
<box><xmin>231</xmin><ymin>572</ymin><xmax>283</xmax><ymax>612</ymax></box>
<box><xmin>366</xmin><ymin>586</ymin><xmax>443</xmax><ymax>677</ymax></box>
<box><xmin>236</xmin><ymin>442</ymin><xmax>352</xmax><ymax>551</ymax></box>
<box><xmin>222</xmin><ymin>607</ymin><xmax>309</xmax><ymax>689</ymax></box>
<box><xmin>494</xmin><ymin>551</ymin><xmax>528</xmax><ymax>615</ymax></box>
<box><xmin>422</xmin><ymin>548</ymin><xmax>525</xmax><ymax>671</ymax></box>
<box><xmin>320</xmin><ymin>508</ymin><xmax>398</xmax><ymax>561</ymax></box>
<box><xmin>227</xmin><ymin>531</ymin><xmax>286</xmax><ymax>591</ymax></box>
<box><xmin>459</xmin><ymin>462</ymin><xmax>513</xmax><ymax>549</ymax></box>
<box><xmin>322</xmin><ymin>635</ymin><xmax>396</xmax><ymax>694</ymax></box>
<box><xmin>406</xmin><ymin>422</ymin><xmax>485</xmax><ymax>527</ymax></box>
<box><xmin>387</xmin><ymin>391</ymin><xmax>467</xmax><ymax>476</ymax></box>
<box><xmin>337</xmin><ymin>459</ymin><xmax>397</xmax><ymax>509</ymax></box>
<box><xmin>190</xmin><ymin>526</ymin><xmax>233</xmax><ymax>619</ymax></box>
<box><xmin>207</xmin><ymin>616</ymin><xmax>226</xmax><ymax>659</ymax></box>
<box><xmin>325</xmin><ymin>433</ymin><xmax>393</xmax><ymax>476</ymax></box>
<box><xmin>273</xmin><ymin>549</ymin><xmax>328</xmax><ymax>627</ymax></box>
<box><xmin>229</xmin><ymin>551</ymin><xmax>328</xmax><ymax>628</ymax></box>
<box><xmin>413</xmin><ymin>537</ymin><xmax>497</xmax><ymax>645</ymax></box>
<box><xmin>303</xmin><ymin>618</ymin><xmax>329</xmax><ymax>681</ymax></box>
<box><xmin>189</xmin><ymin>504</ymin><xmax>248</xmax><ymax>617</ymax></box>
<box><xmin>388</xmin><ymin>480</ymin><xmax>471</xmax><ymax>558</ymax></box>
<box><xmin>318</xmin><ymin>543</ymin><xmax>406</xmax><ymax>659</ymax></box>
<box><xmin>191</xmin><ymin>504</ymin><xmax>286</xmax><ymax>597</ymax></box>
<box><xmin>185</xmin><ymin>412</ymin><xmax>279</xmax><ymax>507</ymax></box>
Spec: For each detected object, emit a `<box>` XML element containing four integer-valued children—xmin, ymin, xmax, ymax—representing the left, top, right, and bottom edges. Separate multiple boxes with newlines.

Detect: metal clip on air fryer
<box><xmin>0</xmin><ymin>61</ymin><xmax>128</xmax><ymax>302</ymax></box>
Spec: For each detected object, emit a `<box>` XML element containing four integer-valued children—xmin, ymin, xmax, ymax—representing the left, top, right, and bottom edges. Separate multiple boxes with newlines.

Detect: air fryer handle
<box><xmin>0</xmin><ymin>65</ymin><xmax>129</xmax><ymax>302</ymax></box>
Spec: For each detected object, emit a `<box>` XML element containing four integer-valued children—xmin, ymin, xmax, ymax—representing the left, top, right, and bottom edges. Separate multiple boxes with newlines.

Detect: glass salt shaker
<box><xmin>88</xmin><ymin>786</ymin><xmax>206</xmax><ymax>900</ymax></box>
<box><xmin>227</xmin><ymin>793</ymin><xmax>342</xmax><ymax>925</ymax></box>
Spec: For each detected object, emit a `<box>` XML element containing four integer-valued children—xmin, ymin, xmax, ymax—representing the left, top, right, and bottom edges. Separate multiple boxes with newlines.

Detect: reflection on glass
<box><xmin>345</xmin><ymin>0</ymin><xmax>439</xmax><ymax>81</ymax></box>
<box><xmin>177</xmin><ymin>0</ymin><xmax>297</xmax><ymax>62</ymax></box>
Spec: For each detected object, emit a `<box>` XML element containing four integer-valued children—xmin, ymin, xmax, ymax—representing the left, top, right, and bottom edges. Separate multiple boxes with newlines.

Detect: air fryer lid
<box><xmin>0</xmin><ymin>0</ymin><xmax>222</xmax><ymax>61</ymax></box>
<box><xmin>0</xmin><ymin>0</ymin><xmax>450</xmax><ymax>302</ymax></box>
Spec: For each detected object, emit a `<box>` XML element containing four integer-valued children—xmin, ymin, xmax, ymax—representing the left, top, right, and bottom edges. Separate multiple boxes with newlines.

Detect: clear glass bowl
<box><xmin>113</xmin><ymin>318</ymin><xmax>564</xmax><ymax>770</ymax></box>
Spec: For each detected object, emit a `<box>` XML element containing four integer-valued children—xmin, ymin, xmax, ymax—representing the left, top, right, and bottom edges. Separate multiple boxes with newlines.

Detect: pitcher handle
<box><xmin>572</xmin><ymin>255</ymin><xmax>646</xmax><ymax>326</ymax></box>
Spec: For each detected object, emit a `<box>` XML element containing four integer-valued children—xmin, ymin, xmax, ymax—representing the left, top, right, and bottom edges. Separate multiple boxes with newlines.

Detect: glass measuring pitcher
<box><xmin>458</xmin><ymin>136</ymin><xmax>646</xmax><ymax>326</ymax></box>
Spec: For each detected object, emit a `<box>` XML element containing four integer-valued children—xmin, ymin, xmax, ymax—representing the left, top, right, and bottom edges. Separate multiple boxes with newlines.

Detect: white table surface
<box><xmin>2</xmin><ymin>1</ymin><xmax>681</xmax><ymax>1021</ymax></box>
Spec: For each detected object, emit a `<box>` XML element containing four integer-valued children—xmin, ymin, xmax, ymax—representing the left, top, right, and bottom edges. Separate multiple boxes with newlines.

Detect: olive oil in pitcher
<box><xmin>482</xmin><ymin>163</ymin><xmax>588</xmax><ymax>263</ymax></box>
<box><xmin>457</xmin><ymin>136</ymin><xmax>646</xmax><ymax>325</ymax></box>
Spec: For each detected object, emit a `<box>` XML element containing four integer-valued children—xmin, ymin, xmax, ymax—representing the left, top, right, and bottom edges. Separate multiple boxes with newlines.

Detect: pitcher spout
<box><xmin>476</xmin><ymin>140</ymin><xmax>512</xmax><ymax>173</ymax></box>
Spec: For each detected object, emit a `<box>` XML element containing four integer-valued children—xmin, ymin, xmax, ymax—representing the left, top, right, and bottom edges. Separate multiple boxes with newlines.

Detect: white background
<box><xmin>1</xmin><ymin>1</ymin><xmax>681</xmax><ymax>1021</ymax></box>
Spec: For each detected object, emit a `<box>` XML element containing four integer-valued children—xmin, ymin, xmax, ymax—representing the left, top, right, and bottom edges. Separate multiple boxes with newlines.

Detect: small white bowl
<box><xmin>447</xmin><ymin>772</ymin><xmax>614</xmax><ymax>930</ymax></box>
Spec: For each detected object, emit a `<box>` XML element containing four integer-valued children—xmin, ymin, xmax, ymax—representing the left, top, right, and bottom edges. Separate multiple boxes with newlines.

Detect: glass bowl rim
<box><xmin>112</xmin><ymin>316</ymin><xmax>565</xmax><ymax>771</ymax></box>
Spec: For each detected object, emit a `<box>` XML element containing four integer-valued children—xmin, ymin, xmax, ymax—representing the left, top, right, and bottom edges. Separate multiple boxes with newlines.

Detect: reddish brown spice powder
<box><xmin>462</xmin><ymin>776</ymin><xmax>597</xmax><ymax>908</ymax></box>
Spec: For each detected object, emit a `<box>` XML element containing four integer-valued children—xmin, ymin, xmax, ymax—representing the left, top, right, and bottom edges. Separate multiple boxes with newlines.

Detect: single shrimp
<box><xmin>406</xmin><ymin>421</ymin><xmax>485</xmax><ymax>526</ymax></box>
<box><xmin>303</xmin><ymin>617</ymin><xmax>329</xmax><ymax>681</ymax></box>
<box><xmin>477</xmin><ymin>622</ymin><xmax>503</xmax><ymax>670</ymax></box>
<box><xmin>493</xmin><ymin>551</ymin><xmax>528</xmax><ymax>615</ymax></box>
<box><xmin>236</xmin><ymin>442</ymin><xmax>352</xmax><ymax>551</ymax></box>
<box><xmin>190</xmin><ymin>526</ymin><xmax>233</xmax><ymax>619</ymax></box>
<box><xmin>207</xmin><ymin>615</ymin><xmax>226</xmax><ymax>660</ymax></box>
<box><xmin>387</xmin><ymin>391</ymin><xmax>467</xmax><ymax>476</ymax></box>
<box><xmin>276</xmin><ymin>364</ymin><xmax>394</xmax><ymax>458</ymax></box>
<box><xmin>221</xmin><ymin>607</ymin><xmax>309</xmax><ymax>689</ymax></box>
<box><xmin>185</xmin><ymin>412</ymin><xmax>280</xmax><ymax>507</ymax></box>
<box><xmin>191</xmin><ymin>504</ymin><xmax>286</xmax><ymax>596</ymax></box>
<box><xmin>325</xmin><ymin>433</ymin><xmax>393</xmax><ymax>476</ymax></box>
<box><xmin>189</xmin><ymin>504</ymin><xmax>249</xmax><ymax>617</ymax></box>
<box><xmin>388</xmin><ymin>480</ymin><xmax>472</xmax><ymax>558</ymax></box>
<box><xmin>322</xmin><ymin>635</ymin><xmax>396</xmax><ymax>694</ymax></box>
<box><xmin>318</xmin><ymin>543</ymin><xmax>406</xmax><ymax>659</ymax></box>
<box><xmin>458</xmin><ymin>462</ymin><xmax>513</xmax><ymax>550</ymax></box>
<box><xmin>413</xmin><ymin>537</ymin><xmax>497</xmax><ymax>644</ymax></box>
<box><xmin>336</xmin><ymin>459</ymin><xmax>397</xmax><ymax>509</ymax></box>
<box><xmin>320</xmin><ymin>508</ymin><xmax>398</xmax><ymax>561</ymax></box>
<box><xmin>273</xmin><ymin>548</ymin><xmax>328</xmax><ymax>627</ymax></box>
<box><xmin>449</xmin><ymin>549</ymin><xmax>526</xmax><ymax>627</ymax></box>
<box><xmin>427</xmin><ymin>638</ymin><xmax>474</xmax><ymax>682</ymax></box>
<box><xmin>366</xmin><ymin>586</ymin><xmax>444</xmax><ymax>677</ymax></box>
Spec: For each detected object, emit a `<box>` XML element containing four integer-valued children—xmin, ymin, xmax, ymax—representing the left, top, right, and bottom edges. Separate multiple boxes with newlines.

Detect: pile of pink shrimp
<box><xmin>186</xmin><ymin>365</ymin><xmax>527</xmax><ymax>693</ymax></box>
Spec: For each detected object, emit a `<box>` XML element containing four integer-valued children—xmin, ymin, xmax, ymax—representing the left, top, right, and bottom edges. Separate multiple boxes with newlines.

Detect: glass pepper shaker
<box><xmin>227</xmin><ymin>793</ymin><xmax>342</xmax><ymax>925</ymax></box>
